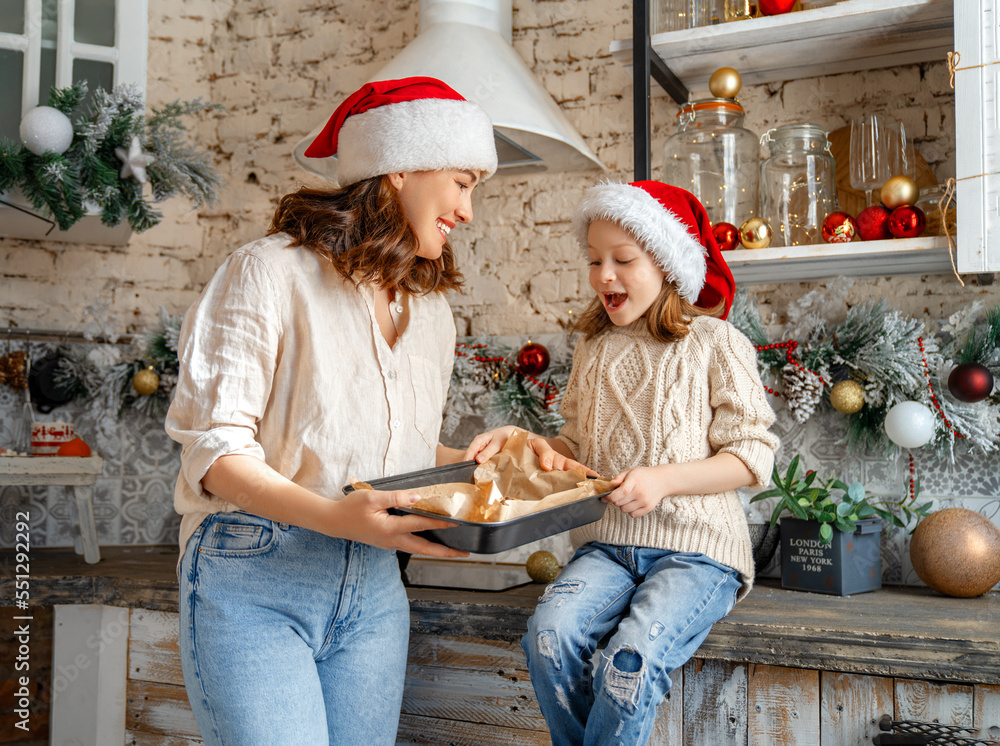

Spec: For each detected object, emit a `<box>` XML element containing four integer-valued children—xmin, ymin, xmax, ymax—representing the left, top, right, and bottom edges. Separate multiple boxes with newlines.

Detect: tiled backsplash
<box><xmin>2</xmin><ymin>336</ymin><xmax>997</xmax><ymax>591</ymax></box>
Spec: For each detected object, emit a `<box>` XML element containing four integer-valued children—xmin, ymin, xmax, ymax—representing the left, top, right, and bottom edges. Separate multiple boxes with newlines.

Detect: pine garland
<box><xmin>730</xmin><ymin>289</ymin><xmax>1000</xmax><ymax>460</ymax></box>
<box><xmin>0</xmin><ymin>82</ymin><xmax>223</xmax><ymax>233</ymax></box>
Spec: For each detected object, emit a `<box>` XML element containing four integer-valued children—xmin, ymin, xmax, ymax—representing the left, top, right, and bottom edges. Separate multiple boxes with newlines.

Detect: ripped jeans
<box><xmin>521</xmin><ymin>542</ymin><xmax>741</xmax><ymax>746</ymax></box>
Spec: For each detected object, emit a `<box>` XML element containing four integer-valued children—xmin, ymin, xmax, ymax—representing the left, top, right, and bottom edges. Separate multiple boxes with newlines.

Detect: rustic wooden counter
<box><xmin>3</xmin><ymin>547</ymin><xmax>999</xmax><ymax>744</ymax></box>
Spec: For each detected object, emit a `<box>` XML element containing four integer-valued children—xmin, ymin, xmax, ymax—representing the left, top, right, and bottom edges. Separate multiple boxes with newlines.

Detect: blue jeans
<box><xmin>179</xmin><ymin>511</ymin><xmax>410</xmax><ymax>746</ymax></box>
<box><xmin>521</xmin><ymin>543</ymin><xmax>742</xmax><ymax>746</ymax></box>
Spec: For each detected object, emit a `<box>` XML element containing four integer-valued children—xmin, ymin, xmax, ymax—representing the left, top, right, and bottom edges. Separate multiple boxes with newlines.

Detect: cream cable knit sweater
<box><xmin>558</xmin><ymin>316</ymin><xmax>779</xmax><ymax>598</ymax></box>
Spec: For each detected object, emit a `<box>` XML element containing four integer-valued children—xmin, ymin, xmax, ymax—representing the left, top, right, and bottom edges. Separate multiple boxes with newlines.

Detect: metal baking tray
<box><xmin>343</xmin><ymin>461</ymin><xmax>609</xmax><ymax>554</ymax></box>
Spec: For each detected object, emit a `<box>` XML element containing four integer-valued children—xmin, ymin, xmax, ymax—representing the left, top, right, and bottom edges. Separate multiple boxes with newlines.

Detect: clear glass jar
<box><xmin>724</xmin><ymin>0</ymin><xmax>756</xmax><ymax>21</ymax></box>
<box><xmin>759</xmin><ymin>124</ymin><xmax>837</xmax><ymax>247</ymax></box>
<box><xmin>662</xmin><ymin>98</ymin><xmax>760</xmax><ymax>227</ymax></box>
<box><xmin>914</xmin><ymin>184</ymin><xmax>957</xmax><ymax>237</ymax></box>
<box><xmin>653</xmin><ymin>0</ymin><xmax>723</xmax><ymax>31</ymax></box>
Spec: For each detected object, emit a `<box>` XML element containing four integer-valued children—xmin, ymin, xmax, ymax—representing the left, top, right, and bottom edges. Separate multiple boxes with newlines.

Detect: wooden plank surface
<box><xmin>895</xmin><ymin>679</ymin><xmax>974</xmax><ymax>728</ymax></box>
<box><xmin>4</xmin><ymin>548</ymin><xmax>1000</xmax><ymax>685</ymax></box>
<box><xmin>125</xmin><ymin>680</ymin><xmax>202</xmax><ymax>740</ymax></box>
<box><xmin>649</xmin><ymin>669</ymin><xmax>683</xmax><ymax>746</ymax></box>
<box><xmin>820</xmin><ymin>672</ymin><xmax>894</xmax><ymax>746</ymax></box>
<box><xmin>683</xmin><ymin>658</ymin><xmax>748</xmax><ymax>745</ymax></box>
<box><xmin>396</xmin><ymin>712</ymin><xmax>550</xmax><ymax>745</ymax></box>
<box><xmin>747</xmin><ymin>664</ymin><xmax>820</xmax><ymax>745</ymax></box>
<box><xmin>402</xmin><ymin>634</ymin><xmax>545</xmax><ymax>732</ymax></box>
<box><xmin>973</xmin><ymin>684</ymin><xmax>1000</xmax><ymax>739</ymax></box>
<box><xmin>129</xmin><ymin>609</ymin><xmax>184</xmax><ymax>686</ymax></box>
<box><xmin>125</xmin><ymin>732</ymin><xmax>203</xmax><ymax>746</ymax></box>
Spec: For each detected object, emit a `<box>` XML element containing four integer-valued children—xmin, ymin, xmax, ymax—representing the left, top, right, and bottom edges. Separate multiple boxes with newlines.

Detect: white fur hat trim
<box><xmin>572</xmin><ymin>182</ymin><xmax>707</xmax><ymax>302</ymax></box>
<box><xmin>336</xmin><ymin>98</ymin><xmax>498</xmax><ymax>186</ymax></box>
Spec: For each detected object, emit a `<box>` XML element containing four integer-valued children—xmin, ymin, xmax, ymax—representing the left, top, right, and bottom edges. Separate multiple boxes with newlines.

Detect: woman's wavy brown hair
<box><xmin>574</xmin><ymin>279</ymin><xmax>724</xmax><ymax>344</ymax></box>
<box><xmin>267</xmin><ymin>176</ymin><xmax>463</xmax><ymax>294</ymax></box>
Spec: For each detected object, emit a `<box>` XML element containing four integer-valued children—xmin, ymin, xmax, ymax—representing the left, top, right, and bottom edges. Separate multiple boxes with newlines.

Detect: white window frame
<box><xmin>0</xmin><ymin>0</ymin><xmax>148</xmax><ymax>117</ymax></box>
<box><xmin>955</xmin><ymin>0</ymin><xmax>1000</xmax><ymax>274</ymax></box>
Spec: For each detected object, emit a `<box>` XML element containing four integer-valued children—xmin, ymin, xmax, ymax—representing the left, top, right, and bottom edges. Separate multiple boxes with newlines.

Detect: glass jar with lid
<box><xmin>759</xmin><ymin>124</ymin><xmax>837</xmax><ymax>247</ymax></box>
<box><xmin>914</xmin><ymin>184</ymin><xmax>957</xmax><ymax>237</ymax></box>
<box><xmin>662</xmin><ymin>98</ymin><xmax>760</xmax><ymax>227</ymax></box>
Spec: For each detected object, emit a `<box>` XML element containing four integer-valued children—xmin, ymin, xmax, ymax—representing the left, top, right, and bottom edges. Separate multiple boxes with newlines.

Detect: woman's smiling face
<box><xmin>587</xmin><ymin>219</ymin><xmax>666</xmax><ymax>327</ymax></box>
<box><xmin>389</xmin><ymin>169</ymin><xmax>481</xmax><ymax>260</ymax></box>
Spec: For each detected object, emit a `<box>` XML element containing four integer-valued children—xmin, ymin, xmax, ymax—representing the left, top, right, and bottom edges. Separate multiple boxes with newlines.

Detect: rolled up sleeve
<box><xmin>165</xmin><ymin>249</ymin><xmax>280</xmax><ymax>501</ymax></box>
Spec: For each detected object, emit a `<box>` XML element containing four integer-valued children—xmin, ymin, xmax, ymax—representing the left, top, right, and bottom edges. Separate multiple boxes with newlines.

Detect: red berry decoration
<box><xmin>948</xmin><ymin>362</ymin><xmax>995</xmax><ymax>403</ymax></box>
<box><xmin>821</xmin><ymin>211</ymin><xmax>857</xmax><ymax>244</ymax></box>
<box><xmin>855</xmin><ymin>205</ymin><xmax>892</xmax><ymax>241</ymax></box>
<box><xmin>712</xmin><ymin>222</ymin><xmax>739</xmax><ymax>252</ymax></box>
<box><xmin>516</xmin><ymin>342</ymin><xmax>550</xmax><ymax>377</ymax></box>
<box><xmin>888</xmin><ymin>205</ymin><xmax>926</xmax><ymax>239</ymax></box>
<box><xmin>758</xmin><ymin>0</ymin><xmax>796</xmax><ymax>14</ymax></box>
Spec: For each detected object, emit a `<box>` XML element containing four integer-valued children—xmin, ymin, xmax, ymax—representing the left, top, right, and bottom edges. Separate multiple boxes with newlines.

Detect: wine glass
<box><xmin>887</xmin><ymin>120</ymin><xmax>916</xmax><ymax>179</ymax></box>
<box><xmin>849</xmin><ymin>113</ymin><xmax>891</xmax><ymax>207</ymax></box>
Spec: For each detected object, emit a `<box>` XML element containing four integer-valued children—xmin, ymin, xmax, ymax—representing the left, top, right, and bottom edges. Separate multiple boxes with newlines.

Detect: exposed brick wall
<box><xmin>0</xmin><ymin>0</ymin><xmax>996</xmax><ymax>336</ymax></box>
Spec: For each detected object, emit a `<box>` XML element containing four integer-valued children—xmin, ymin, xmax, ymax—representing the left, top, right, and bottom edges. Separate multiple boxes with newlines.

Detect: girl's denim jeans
<box><xmin>522</xmin><ymin>542</ymin><xmax>742</xmax><ymax>746</ymax></box>
<box><xmin>178</xmin><ymin>510</ymin><xmax>410</xmax><ymax>746</ymax></box>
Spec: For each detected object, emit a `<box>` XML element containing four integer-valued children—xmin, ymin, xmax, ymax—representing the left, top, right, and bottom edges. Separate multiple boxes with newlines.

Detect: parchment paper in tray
<box><xmin>399</xmin><ymin>430</ymin><xmax>614</xmax><ymax>523</ymax></box>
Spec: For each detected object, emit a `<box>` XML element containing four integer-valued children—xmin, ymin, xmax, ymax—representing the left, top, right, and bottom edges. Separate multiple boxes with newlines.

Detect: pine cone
<box><xmin>782</xmin><ymin>363</ymin><xmax>824</xmax><ymax>424</ymax></box>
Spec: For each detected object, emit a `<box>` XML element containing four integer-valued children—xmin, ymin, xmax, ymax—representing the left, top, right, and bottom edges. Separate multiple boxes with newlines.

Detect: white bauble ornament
<box><xmin>20</xmin><ymin>106</ymin><xmax>75</xmax><ymax>155</ymax></box>
<box><xmin>884</xmin><ymin>401</ymin><xmax>936</xmax><ymax>449</ymax></box>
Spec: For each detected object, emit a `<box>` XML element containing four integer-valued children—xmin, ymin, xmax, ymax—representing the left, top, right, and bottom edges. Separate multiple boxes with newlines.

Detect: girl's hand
<box><xmin>605</xmin><ymin>466</ymin><xmax>668</xmax><ymax>518</ymax></box>
<box><xmin>531</xmin><ymin>438</ymin><xmax>598</xmax><ymax>476</ymax></box>
<box><xmin>335</xmin><ymin>488</ymin><xmax>470</xmax><ymax>558</ymax></box>
<box><xmin>463</xmin><ymin>426</ymin><xmax>520</xmax><ymax>463</ymax></box>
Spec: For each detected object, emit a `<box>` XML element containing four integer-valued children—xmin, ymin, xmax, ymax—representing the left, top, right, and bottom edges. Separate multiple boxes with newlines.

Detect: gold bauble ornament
<box><xmin>909</xmin><ymin>508</ymin><xmax>1000</xmax><ymax>597</ymax></box>
<box><xmin>526</xmin><ymin>550</ymin><xmax>560</xmax><ymax>584</ymax></box>
<box><xmin>830</xmin><ymin>379</ymin><xmax>865</xmax><ymax>414</ymax></box>
<box><xmin>880</xmin><ymin>175</ymin><xmax>919</xmax><ymax>209</ymax></box>
<box><xmin>738</xmin><ymin>217</ymin><xmax>772</xmax><ymax>249</ymax></box>
<box><xmin>709</xmin><ymin>67</ymin><xmax>742</xmax><ymax>99</ymax></box>
<box><xmin>132</xmin><ymin>366</ymin><xmax>160</xmax><ymax>396</ymax></box>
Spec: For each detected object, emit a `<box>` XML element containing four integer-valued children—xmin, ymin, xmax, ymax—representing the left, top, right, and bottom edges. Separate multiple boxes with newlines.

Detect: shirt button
<box><xmin>391</xmin><ymin>419</ymin><xmax>401</xmax><ymax>428</ymax></box>
<box><xmin>387</xmin><ymin>370</ymin><xmax>397</xmax><ymax>380</ymax></box>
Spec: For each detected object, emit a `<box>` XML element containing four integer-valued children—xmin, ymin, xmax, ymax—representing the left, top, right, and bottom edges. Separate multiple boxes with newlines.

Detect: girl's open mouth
<box><xmin>604</xmin><ymin>293</ymin><xmax>627</xmax><ymax>311</ymax></box>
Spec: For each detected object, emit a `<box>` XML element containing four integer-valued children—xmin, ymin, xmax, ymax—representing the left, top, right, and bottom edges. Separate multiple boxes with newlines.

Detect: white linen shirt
<box><xmin>165</xmin><ymin>233</ymin><xmax>456</xmax><ymax>558</ymax></box>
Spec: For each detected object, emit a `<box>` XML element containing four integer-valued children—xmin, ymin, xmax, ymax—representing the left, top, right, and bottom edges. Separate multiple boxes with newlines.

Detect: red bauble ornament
<box><xmin>758</xmin><ymin>0</ymin><xmax>796</xmax><ymax>14</ymax></box>
<box><xmin>516</xmin><ymin>342</ymin><xmax>550</xmax><ymax>377</ymax></box>
<box><xmin>821</xmin><ymin>211</ymin><xmax>857</xmax><ymax>243</ymax></box>
<box><xmin>888</xmin><ymin>205</ymin><xmax>926</xmax><ymax>239</ymax></box>
<box><xmin>712</xmin><ymin>222</ymin><xmax>739</xmax><ymax>252</ymax></box>
<box><xmin>948</xmin><ymin>362</ymin><xmax>995</xmax><ymax>403</ymax></box>
<box><xmin>856</xmin><ymin>205</ymin><xmax>892</xmax><ymax>241</ymax></box>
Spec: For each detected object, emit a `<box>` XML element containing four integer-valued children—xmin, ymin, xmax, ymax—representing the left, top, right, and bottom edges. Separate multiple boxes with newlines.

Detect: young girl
<box><xmin>165</xmin><ymin>77</ymin><xmax>496</xmax><ymax>745</ymax></box>
<box><xmin>467</xmin><ymin>181</ymin><xmax>780</xmax><ymax>746</ymax></box>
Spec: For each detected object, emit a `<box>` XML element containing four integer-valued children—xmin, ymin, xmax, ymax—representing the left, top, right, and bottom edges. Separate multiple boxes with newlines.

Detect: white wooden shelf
<box><xmin>610</xmin><ymin>0</ymin><xmax>954</xmax><ymax>91</ymax></box>
<box><xmin>725</xmin><ymin>235</ymin><xmax>955</xmax><ymax>283</ymax></box>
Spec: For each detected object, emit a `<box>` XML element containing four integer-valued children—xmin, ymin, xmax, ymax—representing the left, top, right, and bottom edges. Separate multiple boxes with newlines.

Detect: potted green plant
<box><xmin>750</xmin><ymin>455</ymin><xmax>932</xmax><ymax>596</ymax></box>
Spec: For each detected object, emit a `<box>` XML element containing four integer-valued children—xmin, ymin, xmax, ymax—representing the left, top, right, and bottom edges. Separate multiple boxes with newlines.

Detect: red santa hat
<box><xmin>573</xmin><ymin>181</ymin><xmax>736</xmax><ymax>318</ymax></box>
<box><xmin>303</xmin><ymin>77</ymin><xmax>498</xmax><ymax>187</ymax></box>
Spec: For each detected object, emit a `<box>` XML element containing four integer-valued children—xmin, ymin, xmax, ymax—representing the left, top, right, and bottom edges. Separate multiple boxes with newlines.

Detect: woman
<box><xmin>164</xmin><ymin>77</ymin><xmax>498</xmax><ymax>745</ymax></box>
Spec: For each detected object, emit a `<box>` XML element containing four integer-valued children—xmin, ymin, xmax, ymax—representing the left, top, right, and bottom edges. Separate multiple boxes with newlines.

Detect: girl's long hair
<box><xmin>267</xmin><ymin>176</ymin><xmax>463</xmax><ymax>294</ymax></box>
<box><xmin>574</xmin><ymin>280</ymin><xmax>724</xmax><ymax>343</ymax></box>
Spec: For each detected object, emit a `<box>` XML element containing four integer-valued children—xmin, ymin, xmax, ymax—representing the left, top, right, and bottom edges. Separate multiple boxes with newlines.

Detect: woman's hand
<box><xmin>605</xmin><ymin>466</ymin><xmax>669</xmax><ymax>518</ymax></box>
<box><xmin>334</xmin><ymin>488</ymin><xmax>470</xmax><ymax>558</ymax></box>
<box><xmin>530</xmin><ymin>438</ymin><xmax>598</xmax><ymax>476</ymax></box>
<box><xmin>463</xmin><ymin>426</ymin><xmax>520</xmax><ymax>463</ymax></box>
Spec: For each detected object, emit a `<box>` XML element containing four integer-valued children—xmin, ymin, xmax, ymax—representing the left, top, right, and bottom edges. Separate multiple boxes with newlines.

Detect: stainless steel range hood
<box><xmin>293</xmin><ymin>0</ymin><xmax>606</xmax><ymax>182</ymax></box>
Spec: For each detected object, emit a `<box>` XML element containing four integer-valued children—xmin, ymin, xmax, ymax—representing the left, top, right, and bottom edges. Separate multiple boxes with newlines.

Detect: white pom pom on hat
<box><xmin>573</xmin><ymin>180</ymin><xmax>736</xmax><ymax>318</ymax></box>
<box><xmin>304</xmin><ymin>77</ymin><xmax>498</xmax><ymax>187</ymax></box>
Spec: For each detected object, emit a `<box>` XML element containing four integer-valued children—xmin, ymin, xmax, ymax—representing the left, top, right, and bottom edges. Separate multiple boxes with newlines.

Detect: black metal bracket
<box><xmin>633</xmin><ymin>0</ymin><xmax>690</xmax><ymax>181</ymax></box>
